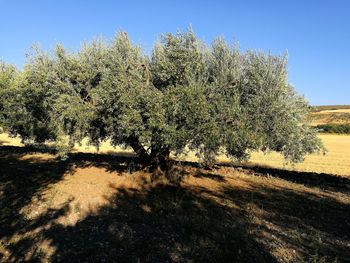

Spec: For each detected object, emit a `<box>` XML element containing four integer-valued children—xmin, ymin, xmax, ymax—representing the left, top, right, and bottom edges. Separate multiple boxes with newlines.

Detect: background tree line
<box><xmin>316</xmin><ymin>124</ymin><xmax>350</xmax><ymax>134</ymax></box>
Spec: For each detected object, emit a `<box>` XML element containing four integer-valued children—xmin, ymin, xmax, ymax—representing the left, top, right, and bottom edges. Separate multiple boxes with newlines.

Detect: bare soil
<box><xmin>0</xmin><ymin>146</ymin><xmax>349</xmax><ymax>262</ymax></box>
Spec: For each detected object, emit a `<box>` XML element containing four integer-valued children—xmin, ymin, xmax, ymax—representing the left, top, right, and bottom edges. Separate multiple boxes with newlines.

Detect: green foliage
<box><xmin>0</xmin><ymin>61</ymin><xmax>17</xmax><ymax>131</ymax></box>
<box><xmin>0</xmin><ymin>29</ymin><xmax>324</xmax><ymax>164</ymax></box>
<box><xmin>316</xmin><ymin>124</ymin><xmax>350</xmax><ymax>134</ymax></box>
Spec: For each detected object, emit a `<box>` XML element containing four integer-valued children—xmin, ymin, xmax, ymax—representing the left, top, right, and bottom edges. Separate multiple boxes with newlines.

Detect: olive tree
<box><xmin>0</xmin><ymin>48</ymin><xmax>63</xmax><ymax>143</ymax></box>
<box><xmin>0</xmin><ymin>29</ymin><xmax>324</xmax><ymax>172</ymax></box>
<box><xmin>0</xmin><ymin>61</ymin><xmax>18</xmax><ymax>131</ymax></box>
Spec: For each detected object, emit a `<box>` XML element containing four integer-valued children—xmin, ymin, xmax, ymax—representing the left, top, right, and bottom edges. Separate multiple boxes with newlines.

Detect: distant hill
<box><xmin>309</xmin><ymin>105</ymin><xmax>350</xmax><ymax>133</ymax></box>
<box><xmin>311</xmin><ymin>105</ymin><xmax>350</xmax><ymax>112</ymax></box>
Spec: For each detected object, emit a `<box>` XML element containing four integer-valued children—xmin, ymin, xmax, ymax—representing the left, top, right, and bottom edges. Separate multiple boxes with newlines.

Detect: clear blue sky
<box><xmin>0</xmin><ymin>0</ymin><xmax>349</xmax><ymax>105</ymax></box>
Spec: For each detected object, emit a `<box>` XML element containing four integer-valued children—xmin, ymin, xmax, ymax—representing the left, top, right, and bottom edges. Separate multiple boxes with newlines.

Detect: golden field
<box><xmin>1</xmin><ymin>132</ymin><xmax>349</xmax><ymax>177</ymax></box>
<box><xmin>248</xmin><ymin>134</ymin><xmax>350</xmax><ymax>176</ymax></box>
<box><xmin>181</xmin><ymin>134</ymin><xmax>350</xmax><ymax>177</ymax></box>
<box><xmin>319</xmin><ymin>109</ymin><xmax>350</xmax><ymax>113</ymax></box>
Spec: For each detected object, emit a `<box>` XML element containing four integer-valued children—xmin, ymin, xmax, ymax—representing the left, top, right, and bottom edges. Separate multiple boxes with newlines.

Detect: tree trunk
<box><xmin>150</xmin><ymin>146</ymin><xmax>170</xmax><ymax>172</ymax></box>
<box><xmin>126</xmin><ymin>135</ymin><xmax>170</xmax><ymax>174</ymax></box>
<box><xmin>126</xmin><ymin>135</ymin><xmax>150</xmax><ymax>164</ymax></box>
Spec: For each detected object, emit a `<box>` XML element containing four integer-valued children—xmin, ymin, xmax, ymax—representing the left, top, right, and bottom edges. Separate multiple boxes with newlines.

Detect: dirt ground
<box><xmin>0</xmin><ymin>146</ymin><xmax>350</xmax><ymax>262</ymax></box>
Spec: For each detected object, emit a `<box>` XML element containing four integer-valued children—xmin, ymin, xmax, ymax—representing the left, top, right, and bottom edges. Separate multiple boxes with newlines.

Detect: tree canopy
<box><xmin>0</xmin><ymin>29</ymin><xmax>324</xmax><ymax>171</ymax></box>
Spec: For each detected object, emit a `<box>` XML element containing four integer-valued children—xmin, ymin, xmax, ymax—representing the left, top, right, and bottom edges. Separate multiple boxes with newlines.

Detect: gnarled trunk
<box><xmin>150</xmin><ymin>146</ymin><xmax>170</xmax><ymax>172</ymax></box>
<box><xmin>126</xmin><ymin>135</ymin><xmax>151</xmax><ymax>164</ymax></box>
<box><xmin>126</xmin><ymin>135</ymin><xmax>170</xmax><ymax>172</ymax></box>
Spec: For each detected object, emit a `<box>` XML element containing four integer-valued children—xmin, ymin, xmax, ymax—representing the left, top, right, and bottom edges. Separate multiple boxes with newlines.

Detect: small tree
<box><xmin>0</xmin><ymin>62</ymin><xmax>14</xmax><ymax>135</ymax></box>
<box><xmin>0</xmin><ymin>29</ymin><xmax>324</xmax><ymax>173</ymax></box>
<box><xmin>0</xmin><ymin>61</ymin><xmax>17</xmax><ymax>131</ymax></box>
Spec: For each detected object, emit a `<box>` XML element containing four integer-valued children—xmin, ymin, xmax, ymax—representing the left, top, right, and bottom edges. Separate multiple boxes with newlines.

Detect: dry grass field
<box><xmin>247</xmin><ymin>134</ymin><xmax>350</xmax><ymax>177</ymax></box>
<box><xmin>1</xmin><ymin>133</ymin><xmax>350</xmax><ymax>177</ymax></box>
<box><xmin>180</xmin><ymin>134</ymin><xmax>350</xmax><ymax>178</ymax></box>
<box><xmin>319</xmin><ymin>109</ymin><xmax>350</xmax><ymax>113</ymax></box>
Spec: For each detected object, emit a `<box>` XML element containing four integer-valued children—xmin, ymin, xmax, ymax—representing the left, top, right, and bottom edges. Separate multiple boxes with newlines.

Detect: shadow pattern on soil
<box><xmin>225</xmin><ymin>162</ymin><xmax>350</xmax><ymax>193</ymax></box>
<box><xmin>0</xmin><ymin>146</ymin><xmax>349</xmax><ymax>262</ymax></box>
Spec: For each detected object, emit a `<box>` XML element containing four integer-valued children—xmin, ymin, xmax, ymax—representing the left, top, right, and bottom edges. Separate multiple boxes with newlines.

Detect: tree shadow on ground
<box><xmin>0</xmin><ymin>146</ymin><xmax>349</xmax><ymax>262</ymax></box>
<box><xmin>0</xmin><ymin>145</ymin><xmax>140</xmax><ymax>262</ymax></box>
<box><xmin>219</xmin><ymin>161</ymin><xmax>350</xmax><ymax>194</ymax></box>
<box><xmin>0</xmin><ymin>146</ymin><xmax>73</xmax><ymax>261</ymax></box>
<box><xmin>43</xmin><ymin>185</ymin><xmax>277</xmax><ymax>262</ymax></box>
<box><xmin>219</xmin><ymin>183</ymin><xmax>350</xmax><ymax>262</ymax></box>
